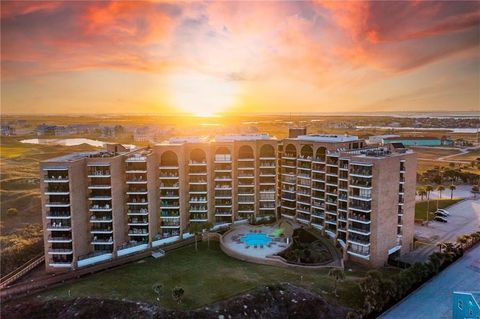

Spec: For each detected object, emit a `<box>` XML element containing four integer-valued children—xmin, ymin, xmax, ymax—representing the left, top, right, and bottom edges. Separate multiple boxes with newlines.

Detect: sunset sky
<box><xmin>1</xmin><ymin>1</ymin><xmax>479</xmax><ymax>115</ymax></box>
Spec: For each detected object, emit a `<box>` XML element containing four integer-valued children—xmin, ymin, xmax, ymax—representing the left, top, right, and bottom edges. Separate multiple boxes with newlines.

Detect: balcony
<box><xmin>159</xmin><ymin>173</ymin><xmax>179</xmax><ymax>179</ymax></box>
<box><xmin>48</xmin><ymin>236</ymin><xmax>72</xmax><ymax>243</ymax></box>
<box><xmin>91</xmin><ymin>237</ymin><xmax>114</xmax><ymax>244</ymax></box>
<box><xmin>46</xmin><ymin>211</ymin><xmax>71</xmax><ymax>219</ymax></box>
<box><xmin>159</xmin><ymin>182</ymin><xmax>180</xmax><ymax>189</ymax></box>
<box><xmin>88</xmin><ymin>170</ymin><xmax>111</xmax><ymax>178</ymax></box>
<box><xmin>89</xmin><ymin>196</ymin><xmax>112</xmax><ymax>201</ymax></box>
<box><xmin>349</xmin><ymin>179</ymin><xmax>372</xmax><ymax>189</ymax></box>
<box><xmin>348</xmin><ymin>225</ymin><xmax>371</xmax><ymax>236</ymax></box>
<box><xmin>349</xmin><ymin>201</ymin><xmax>372</xmax><ymax>212</ymax></box>
<box><xmin>91</xmin><ymin>228</ymin><xmax>114</xmax><ymax>234</ymax></box>
<box><xmin>347</xmin><ymin>247</ymin><xmax>370</xmax><ymax>259</ymax></box>
<box><xmin>45</xmin><ymin>202</ymin><xmax>70</xmax><ymax>208</ymax></box>
<box><xmin>48</xmin><ymin>249</ymin><xmax>73</xmax><ymax>255</ymax></box>
<box><xmin>47</xmin><ymin>223</ymin><xmax>71</xmax><ymax>231</ymax></box>
<box><xmin>44</xmin><ymin>176</ymin><xmax>69</xmax><ymax>183</ymax></box>
<box><xmin>189</xmin><ymin>160</ymin><xmax>207</xmax><ymax>166</ymax></box>
<box><xmin>347</xmin><ymin>237</ymin><xmax>370</xmax><ymax>246</ymax></box>
<box><xmin>90</xmin><ymin>215</ymin><xmax>113</xmax><ymax>223</ymax></box>
<box><xmin>127</xmin><ymin>208</ymin><xmax>148</xmax><ymax>216</ymax></box>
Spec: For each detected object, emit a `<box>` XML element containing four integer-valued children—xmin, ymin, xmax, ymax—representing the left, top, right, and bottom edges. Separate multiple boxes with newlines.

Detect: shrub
<box><xmin>6</xmin><ymin>208</ymin><xmax>18</xmax><ymax>217</ymax></box>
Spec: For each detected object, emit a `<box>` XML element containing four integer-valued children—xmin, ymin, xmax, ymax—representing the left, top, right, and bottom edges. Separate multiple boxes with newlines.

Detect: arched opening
<box><xmin>215</xmin><ymin>146</ymin><xmax>231</xmax><ymax>161</ymax></box>
<box><xmin>316</xmin><ymin>147</ymin><xmax>326</xmax><ymax>161</ymax></box>
<box><xmin>300</xmin><ymin>145</ymin><xmax>313</xmax><ymax>158</ymax></box>
<box><xmin>190</xmin><ymin>149</ymin><xmax>206</xmax><ymax>163</ymax></box>
<box><xmin>238</xmin><ymin>145</ymin><xmax>254</xmax><ymax>159</ymax></box>
<box><xmin>284</xmin><ymin>144</ymin><xmax>297</xmax><ymax>158</ymax></box>
<box><xmin>260</xmin><ymin>144</ymin><xmax>275</xmax><ymax>158</ymax></box>
<box><xmin>160</xmin><ymin>151</ymin><xmax>178</xmax><ymax>166</ymax></box>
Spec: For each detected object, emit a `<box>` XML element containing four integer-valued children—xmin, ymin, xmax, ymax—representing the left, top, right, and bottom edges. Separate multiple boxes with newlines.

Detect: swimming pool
<box><xmin>240</xmin><ymin>233</ymin><xmax>272</xmax><ymax>246</ymax></box>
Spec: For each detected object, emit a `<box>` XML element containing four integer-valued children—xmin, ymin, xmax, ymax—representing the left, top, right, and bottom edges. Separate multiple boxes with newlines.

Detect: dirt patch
<box><xmin>2</xmin><ymin>284</ymin><xmax>351</xmax><ymax>319</ymax></box>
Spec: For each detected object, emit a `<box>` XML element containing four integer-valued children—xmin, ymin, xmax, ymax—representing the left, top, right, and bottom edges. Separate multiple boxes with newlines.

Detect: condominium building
<box><xmin>40</xmin><ymin>132</ymin><xmax>415</xmax><ymax>272</ymax></box>
<box><xmin>279</xmin><ymin>134</ymin><xmax>416</xmax><ymax>267</ymax></box>
<box><xmin>40</xmin><ymin>135</ymin><xmax>278</xmax><ymax>272</ymax></box>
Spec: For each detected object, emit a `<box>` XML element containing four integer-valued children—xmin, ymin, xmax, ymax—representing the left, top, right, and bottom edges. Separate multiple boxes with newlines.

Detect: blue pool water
<box><xmin>240</xmin><ymin>233</ymin><xmax>272</xmax><ymax>246</ymax></box>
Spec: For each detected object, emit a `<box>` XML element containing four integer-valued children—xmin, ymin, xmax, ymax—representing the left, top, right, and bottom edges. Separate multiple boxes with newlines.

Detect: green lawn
<box><xmin>415</xmin><ymin>198</ymin><xmax>462</xmax><ymax>221</ymax></box>
<box><xmin>40</xmin><ymin>242</ymin><xmax>371</xmax><ymax>311</ymax></box>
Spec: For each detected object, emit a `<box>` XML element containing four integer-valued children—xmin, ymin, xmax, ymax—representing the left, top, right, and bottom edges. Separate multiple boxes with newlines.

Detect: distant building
<box><xmin>367</xmin><ymin>135</ymin><xmax>400</xmax><ymax>145</ymax></box>
<box><xmin>383</xmin><ymin>137</ymin><xmax>453</xmax><ymax>147</ymax></box>
<box><xmin>288</xmin><ymin>127</ymin><xmax>307</xmax><ymax>138</ymax></box>
<box><xmin>36</xmin><ymin>124</ymin><xmax>57</xmax><ymax>136</ymax></box>
<box><xmin>1</xmin><ymin>125</ymin><xmax>16</xmax><ymax>136</ymax></box>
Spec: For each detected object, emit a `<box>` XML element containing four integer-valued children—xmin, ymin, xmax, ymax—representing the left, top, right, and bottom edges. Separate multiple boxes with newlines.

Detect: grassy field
<box><xmin>39</xmin><ymin>241</ymin><xmax>380</xmax><ymax>311</ymax></box>
<box><xmin>0</xmin><ymin>137</ymin><xmax>98</xmax><ymax>232</ymax></box>
<box><xmin>449</xmin><ymin>150</ymin><xmax>480</xmax><ymax>161</ymax></box>
<box><xmin>411</xmin><ymin>147</ymin><xmax>461</xmax><ymax>160</ymax></box>
<box><xmin>415</xmin><ymin>199</ymin><xmax>462</xmax><ymax>221</ymax></box>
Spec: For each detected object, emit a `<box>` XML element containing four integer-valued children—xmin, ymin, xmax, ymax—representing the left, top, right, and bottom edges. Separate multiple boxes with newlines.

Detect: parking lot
<box><xmin>401</xmin><ymin>199</ymin><xmax>480</xmax><ymax>264</ymax></box>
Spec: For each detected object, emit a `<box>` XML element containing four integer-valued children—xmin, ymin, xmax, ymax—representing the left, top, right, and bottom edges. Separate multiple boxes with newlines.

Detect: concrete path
<box><xmin>380</xmin><ymin>244</ymin><xmax>480</xmax><ymax>319</ymax></box>
<box><xmin>401</xmin><ymin>199</ymin><xmax>480</xmax><ymax>264</ymax></box>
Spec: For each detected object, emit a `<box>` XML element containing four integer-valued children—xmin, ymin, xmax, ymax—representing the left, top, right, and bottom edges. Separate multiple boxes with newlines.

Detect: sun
<box><xmin>167</xmin><ymin>72</ymin><xmax>238</xmax><ymax>117</ymax></box>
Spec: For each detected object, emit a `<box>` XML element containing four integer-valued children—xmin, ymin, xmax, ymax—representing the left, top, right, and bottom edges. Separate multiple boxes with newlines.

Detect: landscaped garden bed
<box><xmin>278</xmin><ymin>228</ymin><xmax>334</xmax><ymax>265</ymax></box>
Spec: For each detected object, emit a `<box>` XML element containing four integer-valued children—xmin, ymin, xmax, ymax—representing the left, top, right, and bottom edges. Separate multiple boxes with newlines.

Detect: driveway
<box><xmin>380</xmin><ymin>244</ymin><xmax>480</xmax><ymax>319</ymax></box>
<box><xmin>401</xmin><ymin>199</ymin><xmax>480</xmax><ymax>264</ymax></box>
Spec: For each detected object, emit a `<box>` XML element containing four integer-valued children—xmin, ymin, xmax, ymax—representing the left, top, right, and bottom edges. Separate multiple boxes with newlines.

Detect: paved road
<box><xmin>380</xmin><ymin>244</ymin><xmax>480</xmax><ymax>319</ymax></box>
<box><xmin>401</xmin><ymin>199</ymin><xmax>480</xmax><ymax>264</ymax></box>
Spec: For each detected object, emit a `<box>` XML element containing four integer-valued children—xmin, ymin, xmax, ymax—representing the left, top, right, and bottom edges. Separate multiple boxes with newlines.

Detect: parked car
<box><xmin>435</xmin><ymin>211</ymin><xmax>449</xmax><ymax>218</ymax></box>
<box><xmin>434</xmin><ymin>216</ymin><xmax>448</xmax><ymax>223</ymax></box>
<box><xmin>436</xmin><ymin>209</ymin><xmax>450</xmax><ymax>216</ymax></box>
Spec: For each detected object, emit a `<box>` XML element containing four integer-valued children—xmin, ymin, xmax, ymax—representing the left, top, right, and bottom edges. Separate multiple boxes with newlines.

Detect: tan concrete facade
<box><xmin>278</xmin><ymin>135</ymin><xmax>416</xmax><ymax>267</ymax></box>
<box><xmin>40</xmin><ymin>134</ymin><xmax>415</xmax><ymax>272</ymax></box>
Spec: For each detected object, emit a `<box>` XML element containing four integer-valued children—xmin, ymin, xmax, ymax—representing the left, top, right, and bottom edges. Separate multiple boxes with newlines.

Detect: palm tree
<box><xmin>203</xmin><ymin>222</ymin><xmax>213</xmax><ymax>249</ymax></box>
<box><xmin>471</xmin><ymin>185</ymin><xmax>479</xmax><ymax>199</ymax></box>
<box><xmin>457</xmin><ymin>235</ymin><xmax>468</xmax><ymax>250</ymax></box>
<box><xmin>417</xmin><ymin>188</ymin><xmax>427</xmax><ymax>201</ymax></box>
<box><xmin>425</xmin><ymin>185</ymin><xmax>434</xmax><ymax>224</ymax></box>
<box><xmin>172</xmin><ymin>286</ymin><xmax>184</xmax><ymax>304</ymax></box>
<box><xmin>449</xmin><ymin>184</ymin><xmax>456</xmax><ymax>200</ymax></box>
<box><xmin>188</xmin><ymin>222</ymin><xmax>204</xmax><ymax>252</ymax></box>
<box><xmin>436</xmin><ymin>185</ymin><xmax>445</xmax><ymax>199</ymax></box>
<box><xmin>328</xmin><ymin>268</ymin><xmax>345</xmax><ymax>296</ymax></box>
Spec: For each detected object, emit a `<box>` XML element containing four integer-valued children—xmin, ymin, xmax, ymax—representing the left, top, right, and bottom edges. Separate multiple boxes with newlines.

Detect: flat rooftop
<box><xmin>214</xmin><ymin>134</ymin><xmax>273</xmax><ymax>142</ymax></box>
<box><xmin>164</xmin><ymin>134</ymin><xmax>274</xmax><ymax>144</ymax></box>
<box><xmin>44</xmin><ymin>152</ymin><xmax>97</xmax><ymax>163</ymax></box>
<box><xmin>341</xmin><ymin>146</ymin><xmax>413</xmax><ymax>158</ymax></box>
<box><xmin>295</xmin><ymin>134</ymin><xmax>359</xmax><ymax>143</ymax></box>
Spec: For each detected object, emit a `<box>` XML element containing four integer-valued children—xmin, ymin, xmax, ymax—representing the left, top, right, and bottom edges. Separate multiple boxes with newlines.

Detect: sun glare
<box><xmin>167</xmin><ymin>72</ymin><xmax>238</xmax><ymax>117</ymax></box>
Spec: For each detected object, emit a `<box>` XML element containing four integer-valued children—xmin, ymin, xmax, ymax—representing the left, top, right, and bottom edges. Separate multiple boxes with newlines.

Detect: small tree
<box><xmin>471</xmin><ymin>185</ymin><xmax>479</xmax><ymax>199</ymax></box>
<box><xmin>6</xmin><ymin>208</ymin><xmax>18</xmax><ymax>217</ymax></box>
<box><xmin>172</xmin><ymin>286</ymin><xmax>184</xmax><ymax>304</ymax></box>
<box><xmin>328</xmin><ymin>268</ymin><xmax>345</xmax><ymax>296</ymax></box>
<box><xmin>417</xmin><ymin>188</ymin><xmax>427</xmax><ymax>201</ymax></box>
<box><xmin>436</xmin><ymin>185</ymin><xmax>445</xmax><ymax>199</ymax></box>
<box><xmin>188</xmin><ymin>223</ymin><xmax>203</xmax><ymax>252</ymax></box>
<box><xmin>203</xmin><ymin>222</ymin><xmax>213</xmax><ymax>249</ymax></box>
<box><xmin>449</xmin><ymin>184</ymin><xmax>456</xmax><ymax>200</ymax></box>
<box><xmin>425</xmin><ymin>185</ymin><xmax>434</xmax><ymax>224</ymax></box>
<box><xmin>152</xmin><ymin>283</ymin><xmax>163</xmax><ymax>301</ymax></box>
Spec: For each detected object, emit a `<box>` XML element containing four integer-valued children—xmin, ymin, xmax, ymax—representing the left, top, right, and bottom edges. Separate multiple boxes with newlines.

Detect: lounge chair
<box><xmin>254</xmin><ymin>245</ymin><xmax>257</xmax><ymax>249</ymax></box>
<box><xmin>245</xmin><ymin>245</ymin><xmax>250</xmax><ymax>249</ymax></box>
<box><xmin>260</xmin><ymin>245</ymin><xmax>264</xmax><ymax>249</ymax></box>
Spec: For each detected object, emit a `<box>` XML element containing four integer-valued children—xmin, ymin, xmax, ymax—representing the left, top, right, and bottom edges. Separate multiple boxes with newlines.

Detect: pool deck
<box><xmin>222</xmin><ymin>225</ymin><xmax>290</xmax><ymax>259</ymax></box>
